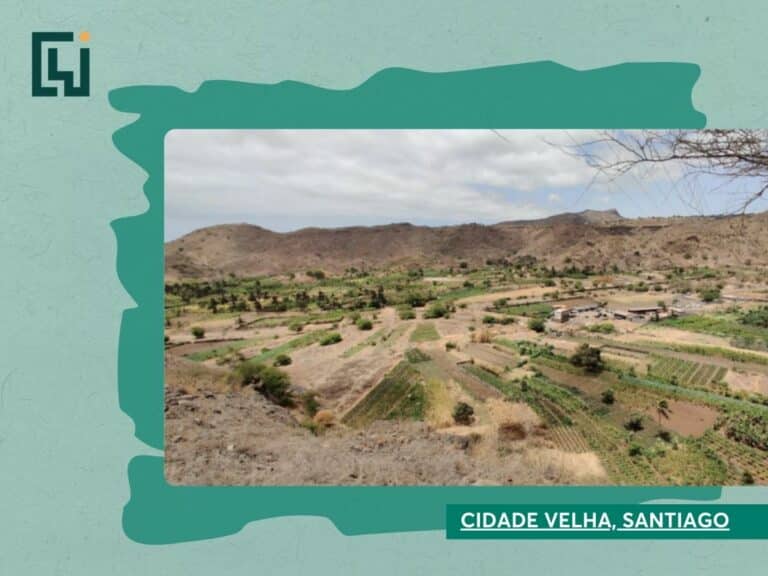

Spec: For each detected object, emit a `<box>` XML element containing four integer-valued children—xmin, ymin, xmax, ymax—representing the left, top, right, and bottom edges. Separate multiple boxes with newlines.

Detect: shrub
<box><xmin>445</xmin><ymin>341</ymin><xmax>457</xmax><ymax>351</ymax></box>
<box><xmin>405</xmin><ymin>348</ymin><xmax>431</xmax><ymax>363</ymax></box>
<box><xmin>628</xmin><ymin>444</ymin><xmax>644</xmax><ymax>457</ymax></box>
<box><xmin>601</xmin><ymin>389</ymin><xmax>615</xmax><ymax>405</ymax></box>
<box><xmin>656</xmin><ymin>430</ymin><xmax>673</xmax><ymax>443</ymax></box>
<box><xmin>356</xmin><ymin>318</ymin><xmax>373</xmax><ymax>331</ymax></box>
<box><xmin>741</xmin><ymin>306</ymin><xmax>768</xmax><ymax>328</ymax></box>
<box><xmin>301</xmin><ymin>391</ymin><xmax>320</xmax><ymax>417</ymax></box>
<box><xmin>273</xmin><ymin>353</ymin><xmax>292</xmax><ymax>367</ymax></box>
<box><xmin>288</xmin><ymin>321</ymin><xmax>304</xmax><ymax>332</ymax></box>
<box><xmin>236</xmin><ymin>363</ymin><xmax>293</xmax><ymax>406</ymax></box>
<box><xmin>527</xmin><ymin>318</ymin><xmax>545</xmax><ymax>333</ymax></box>
<box><xmin>398</xmin><ymin>307</ymin><xmax>416</xmax><ymax>320</ymax></box>
<box><xmin>320</xmin><ymin>332</ymin><xmax>343</xmax><ymax>346</ymax></box>
<box><xmin>698</xmin><ymin>286</ymin><xmax>721</xmax><ymax>303</ymax></box>
<box><xmin>624</xmin><ymin>414</ymin><xmax>645</xmax><ymax>432</ymax></box>
<box><xmin>452</xmin><ymin>402</ymin><xmax>475</xmax><ymax>425</ymax></box>
<box><xmin>569</xmin><ymin>343</ymin><xmax>604</xmax><ymax>373</ymax></box>
<box><xmin>482</xmin><ymin>315</ymin><xmax>497</xmax><ymax>324</ymax></box>
<box><xmin>587</xmin><ymin>322</ymin><xmax>615</xmax><ymax>334</ymax></box>
<box><xmin>259</xmin><ymin>367</ymin><xmax>292</xmax><ymax>406</ymax></box>
<box><xmin>191</xmin><ymin>326</ymin><xmax>205</xmax><ymax>339</ymax></box>
<box><xmin>424</xmin><ymin>302</ymin><xmax>449</xmax><ymax>319</ymax></box>
<box><xmin>742</xmin><ymin>471</ymin><xmax>755</xmax><ymax>485</ymax></box>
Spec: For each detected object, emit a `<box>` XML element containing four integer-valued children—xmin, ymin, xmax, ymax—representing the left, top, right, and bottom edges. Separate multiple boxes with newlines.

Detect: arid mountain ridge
<box><xmin>165</xmin><ymin>209</ymin><xmax>768</xmax><ymax>280</ymax></box>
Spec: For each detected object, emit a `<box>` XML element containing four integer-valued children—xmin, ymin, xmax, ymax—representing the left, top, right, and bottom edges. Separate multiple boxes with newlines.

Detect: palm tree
<box><xmin>656</xmin><ymin>399</ymin><xmax>671</xmax><ymax>426</ymax></box>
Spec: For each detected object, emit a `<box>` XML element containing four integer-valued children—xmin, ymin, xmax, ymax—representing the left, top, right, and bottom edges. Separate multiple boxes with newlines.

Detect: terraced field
<box><xmin>699</xmin><ymin>431</ymin><xmax>768</xmax><ymax>484</ymax></box>
<box><xmin>184</xmin><ymin>338</ymin><xmax>262</xmax><ymax>362</ymax></box>
<box><xmin>166</xmin><ymin>260</ymin><xmax>768</xmax><ymax>486</ymax></box>
<box><xmin>342</xmin><ymin>360</ymin><xmax>426</xmax><ymax>428</ymax></box>
<box><xmin>244</xmin><ymin>329</ymin><xmax>333</xmax><ymax>365</ymax></box>
<box><xmin>409</xmin><ymin>322</ymin><xmax>440</xmax><ymax>343</ymax></box>
<box><xmin>648</xmin><ymin>356</ymin><xmax>727</xmax><ymax>390</ymax></box>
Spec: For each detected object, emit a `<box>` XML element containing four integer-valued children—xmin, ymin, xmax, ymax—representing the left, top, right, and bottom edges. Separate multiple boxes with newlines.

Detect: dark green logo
<box><xmin>32</xmin><ymin>31</ymin><xmax>90</xmax><ymax>97</ymax></box>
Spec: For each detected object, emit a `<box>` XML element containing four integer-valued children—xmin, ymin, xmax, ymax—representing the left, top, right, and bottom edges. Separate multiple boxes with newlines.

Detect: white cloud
<box><xmin>164</xmin><ymin>130</ymin><xmax>606</xmax><ymax>239</ymax></box>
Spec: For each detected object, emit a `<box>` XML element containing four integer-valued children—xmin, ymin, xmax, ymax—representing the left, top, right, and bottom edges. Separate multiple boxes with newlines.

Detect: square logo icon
<box><xmin>32</xmin><ymin>31</ymin><xmax>90</xmax><ymax>97</ymax></box>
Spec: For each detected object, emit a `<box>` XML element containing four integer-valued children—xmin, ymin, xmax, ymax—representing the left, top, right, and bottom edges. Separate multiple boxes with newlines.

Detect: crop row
<box><xmin>648</xmin><ymin>356</ymin><xmax>727</xmax><ymax>390</ymax></box>
<box><xmin>700</xmin><ymin>431</ymin><xmax>768</xmax><ymax>484</ymax></box>
<box><xmin>342</xmin><ymin>361</ymin><xmax>425</xmax><ymax>427</ymax></box>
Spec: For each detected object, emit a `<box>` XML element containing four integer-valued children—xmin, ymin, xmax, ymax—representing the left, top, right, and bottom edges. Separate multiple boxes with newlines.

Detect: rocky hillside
<box><xmin>165</xmin><ymin>209</ymin><xmax>768</xmax><ymax>279</ymax></box>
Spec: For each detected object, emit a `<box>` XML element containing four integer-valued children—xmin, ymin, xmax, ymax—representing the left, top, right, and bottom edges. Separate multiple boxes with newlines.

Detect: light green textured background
<box><xmin>1</xmin><ymin>1</ymin><xmax>768</xmax><ymax>573</ymax></box>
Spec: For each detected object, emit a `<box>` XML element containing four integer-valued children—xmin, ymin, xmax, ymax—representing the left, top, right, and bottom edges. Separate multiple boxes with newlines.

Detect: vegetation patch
<box><xmin>410</xmin><ymin>322</ymin><xmax>440</xmax><ymax>342</ymax></box>
<box><xmin>659</xmin><ymin>314</ymin><xmax>768</xmax><ymax>351</ymax></box>
<box><xmin>648</xmin><ymin>356</ymin><xmax>726</xmax><ymax>391</ymax></box>
<box><xmin>493</xmin><ymin>301</ymin><xmax>553</xmax><ymax>319</ymax></box>
<box><xmin>342</xmin><ymin>361</ymin><xmax>426</xmax><ymax>427</ymax></box>
<box><xmin>245</xmin><ymin>330</ymin><xmax>331</xmax><ymax>364</ymax></box>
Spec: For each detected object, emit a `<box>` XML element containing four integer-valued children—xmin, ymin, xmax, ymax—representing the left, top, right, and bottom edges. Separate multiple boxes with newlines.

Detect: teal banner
<box><xmin>446</xmin><ymin>505</ymin><xmax>768</xmax><ymax>539</ymax></box>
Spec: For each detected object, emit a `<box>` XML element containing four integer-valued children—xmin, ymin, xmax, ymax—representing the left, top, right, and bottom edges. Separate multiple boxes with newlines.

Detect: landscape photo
<box><xmin>164</xmin><ymin>129</ymin><xmax>768</xmax><ymax>486</ymax></box>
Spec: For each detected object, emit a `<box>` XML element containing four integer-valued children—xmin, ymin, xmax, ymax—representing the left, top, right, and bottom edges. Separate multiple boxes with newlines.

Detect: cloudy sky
<box><xmin>165</xmin><ymin>130</ymin><xmax>763</xmax><ymax>240</ymax></box>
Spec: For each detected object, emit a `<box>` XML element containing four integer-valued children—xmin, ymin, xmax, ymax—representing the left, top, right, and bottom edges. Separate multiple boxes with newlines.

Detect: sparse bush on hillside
<box><xmin>301</xmin><ymin>391</ymin><xmax>320</xmax><ymax>417</ymax></box>
<box><xmin>320</xmin><ymin>332</ymin><xmax>343</xmax><ymax>346</ymax></box>
<box><xmin>356</xmin><ymin>318</ymin><xmax>373</xmax><ymax>331</ymax></box>
<box><xmin>273</xmin><ymin>353</ymin><xmax>292</xmax><ymax>367</ymax></box>
<box><xmin>452</xmin><ymin>402</ymin><xmax>475</xmax><ymax>425</ymax></box>
<box><xmin>424</xmin><ymin>302</ymin><xmax>449</xmax><ymax>319</ymax></box>
<box><xmin>527</xmin><ymin>318</ymin><xmax>546</xmax><ymax>333</ymax></box>
<box><xmin>624</xmin><ymin>414</ymin><xmax>645</xmax><ymax>432</ymax></box>
<box><xmin>235</xmin><ymin>362</ymin><xmax>293</xmax><ymax>406</ymax></box>
<box><xmin>601</xmin><ymin>389</ymin><xmax>615</xmax><ymax>405</ymax></box>
<box><xmin>191</xmin><ymin>326</ymin><xmax>205</xmax><ymax>339</ymax></box>
<box><xmin>698</xmin><ymin>286</ymin><xmax>721</xmax><ymax>302</ymax></box>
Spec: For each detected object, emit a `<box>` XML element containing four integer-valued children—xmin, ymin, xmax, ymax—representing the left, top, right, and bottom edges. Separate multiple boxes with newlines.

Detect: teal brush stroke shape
<box><xmin>109</xmin><ymin>62</ymin><xmax>710</xmax><ymax>544</ymax></box>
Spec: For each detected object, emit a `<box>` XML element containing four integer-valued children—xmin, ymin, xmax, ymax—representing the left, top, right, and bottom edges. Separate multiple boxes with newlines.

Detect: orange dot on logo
<box><xmin>79</xmin><ymin>31</ymin><xmax>90</xmax><ymax>42</ymax></box>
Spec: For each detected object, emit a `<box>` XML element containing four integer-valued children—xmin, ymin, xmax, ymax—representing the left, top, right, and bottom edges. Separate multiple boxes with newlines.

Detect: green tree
<box><xmin>656</xmin><ymin>399</ymin><xmax>670</xmax><ymax>425</ymax></box>
<box><xmin>452</xmin><ymin>402</ymin><xmax>475</xmax><ymax>425</ymax></box>
<box><xmin>528</xmin><ymin>318</ymin><xmax>546</xmax><ymax>333</ymax></box>
<box><xmin>569</xmin><ymin>343</ymin><xmax>604</xmax><ymax>373</ymax></box>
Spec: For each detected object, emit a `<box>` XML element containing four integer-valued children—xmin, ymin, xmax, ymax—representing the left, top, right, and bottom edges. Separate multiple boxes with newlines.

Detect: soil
<box><xmin>644</xmin><ymin>400</ymin><xmax>719</xmax><ymax>437</ymax></box>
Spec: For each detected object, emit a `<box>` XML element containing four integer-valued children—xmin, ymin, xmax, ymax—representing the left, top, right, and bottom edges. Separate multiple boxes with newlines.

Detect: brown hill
<box><xmin>165</xmin><ymin>210</ymin><xmax>768</xmax><ymax>280</ymax></box>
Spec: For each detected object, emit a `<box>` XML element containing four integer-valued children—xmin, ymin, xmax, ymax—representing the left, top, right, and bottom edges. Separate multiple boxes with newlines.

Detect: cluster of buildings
<box><xmin>550</xmin><ymin>298</ymin><xmax>683</xmax><ymax>324</ymax></box>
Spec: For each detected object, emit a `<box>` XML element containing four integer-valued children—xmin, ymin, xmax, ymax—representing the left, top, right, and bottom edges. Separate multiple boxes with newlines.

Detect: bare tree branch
<box><xmin>562</xmin><ymin>130</ymin><xmax>768</xmax><ymax>214</ymax></box>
